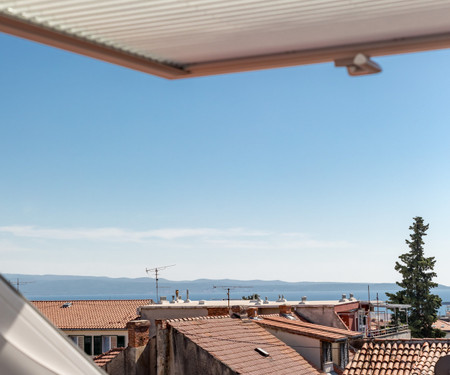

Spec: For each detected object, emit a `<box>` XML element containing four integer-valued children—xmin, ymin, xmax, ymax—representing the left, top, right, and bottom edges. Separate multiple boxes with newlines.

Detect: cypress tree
<box><xmin>386</xmin><ymin>216</ymin><xmax>444</xmax><ymax>338</ymax></box>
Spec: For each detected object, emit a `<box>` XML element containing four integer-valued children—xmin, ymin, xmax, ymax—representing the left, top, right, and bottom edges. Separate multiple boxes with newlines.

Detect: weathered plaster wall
<box><xmin>295</xmin><ymin>306</ymin><xmax>348</xmax><ymax>330</ymax></box>
<box><xmin>101</xmin><ymin>350</ymin><xmax>125</xmax><ymax>374</ymax></box>
<box><xmin>100</xmin><ymin>343</ymin><xmax>152</xmax><ymax>375</ymax></box>
<box><xmin>376</xmin><ymin>331</ymin><xmax>411</xmax><ymax>339</ymax></box>
<box><xmin>262</xmin><ymin>326</ymin><xmax>321</xmax><ymax>369</ymax></box>
<box><xmin>156</xmin><ymin>323</ymin><xmax>236</xmax><ymax>375</ymax></box>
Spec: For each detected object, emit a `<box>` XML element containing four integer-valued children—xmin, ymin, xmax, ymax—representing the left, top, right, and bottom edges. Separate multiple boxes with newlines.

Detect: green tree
<box><xmin>386</xmin><ymin>217</ymin><xmax>445</xmax><ymax>338</ymax></box>
<box><xmin>242</xmin><ymin>293</ymin><xmax>260</xmax><ymax>300</ymax></box>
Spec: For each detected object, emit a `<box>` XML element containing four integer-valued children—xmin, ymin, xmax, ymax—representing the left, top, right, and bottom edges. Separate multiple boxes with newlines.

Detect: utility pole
<box><xmin>367</xmin><ymin>285</ymin><xmax>371</xmax><ymax>337</ymax></box>
<box><xmin>376</xmin><ymin>292</ymin><xmax>380</xmax><ymax>331</ymax></box>
<box><xmin>145</xmin><ymin>265</ymin><xmax>175</xmax><ymax>302</ymax></box>
<box><xmin>213</xmin><ymin>285</ymin><xmax>250</xmax><ymax>309</ymax></box>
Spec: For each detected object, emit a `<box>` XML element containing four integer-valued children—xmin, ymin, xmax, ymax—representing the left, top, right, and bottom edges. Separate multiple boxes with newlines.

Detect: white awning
<box><xmin>2</xmin><ymin>0</ymin><xmax>450</xmax><ymax>78</ymax></box>
<box><xmin>0</xmin><ymin>275</ymin><xmax>104</xmax><ymax>375</ymax></box>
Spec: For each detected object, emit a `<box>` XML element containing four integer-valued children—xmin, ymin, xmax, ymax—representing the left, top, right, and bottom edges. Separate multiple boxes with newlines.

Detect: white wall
<box><xmin>262</xmin><ymin>327</ymin><xmax>322</xmax><ymax>369</ymax></box>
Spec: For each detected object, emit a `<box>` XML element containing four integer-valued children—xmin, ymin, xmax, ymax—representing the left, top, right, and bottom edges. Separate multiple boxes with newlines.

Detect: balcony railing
<box><xmin>366</xmin><ymin>324</ymin><xmax>409</xmax><ymax>338</ymax></box>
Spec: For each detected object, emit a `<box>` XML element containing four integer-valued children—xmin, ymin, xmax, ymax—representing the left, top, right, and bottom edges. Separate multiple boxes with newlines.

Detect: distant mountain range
<box><xmin>3</xmin><ymin>273</ymin><xmax>450</xmax><ymax>301</ymax></box>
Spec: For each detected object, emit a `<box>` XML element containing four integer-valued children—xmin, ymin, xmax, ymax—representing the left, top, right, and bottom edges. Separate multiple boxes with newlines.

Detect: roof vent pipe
<box><xmin>255</xmin><ymin>348</ymin><xmax>269</xmax><ymax>357</ymax></box>
<box><xmin>184</xmin><ymin>289</ymin><xmax>191</xmax><ymax>303</ymax></box>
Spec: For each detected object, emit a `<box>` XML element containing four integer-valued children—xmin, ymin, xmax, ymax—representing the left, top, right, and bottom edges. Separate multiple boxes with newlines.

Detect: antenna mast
<box><xmin>213</xmin><ymin>285</ymin><xmax>250</xmax><ymax>309</ymax></box>
<box><xmin>145</xmin><ymin>264</ymin><xmax>175</xmax><ymax>302</ymax></box>
<box><xmin>8</xmin><ymin>278</ymin><xmax>34</xmax><ymax>292</ymax></box>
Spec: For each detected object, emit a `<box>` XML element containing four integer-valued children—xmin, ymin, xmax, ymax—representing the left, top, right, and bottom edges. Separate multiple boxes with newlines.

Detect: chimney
<box><xmin>159</xmin><ymin>296</ymin><xmax>167</xmax><ymax>304</ymax></box>
<box><xmin>231</xmin><ymin>305</ymin><xmax>242</xmax><ymax>314</ymax></box>
<box><xmin>339</xmin><ymin>294</ymin><xmax>348</xmax><ymax>302</ymax></box>
<box><xmin>207</xmin><ymin>307</ymin><xmax>229</xmax><ymax>316</ymax></box>
<box><xmin>126</xmin><ymin>320</ymin><xmax>150</xmax><ymax>348</ymax></box>
<box><xmin>247</xmin><ymin>307</ymin><xmax>258</xmax><ymax>318</ymax></box>
<box><xmin>299</xmin><ymin>296</ymin><xmax>307</xmax><ymax>304</ymax></box>
<box><xmin>279</xmin><ymin>305</ymin><xmax>292</xmax><ymax>315</ymax></box>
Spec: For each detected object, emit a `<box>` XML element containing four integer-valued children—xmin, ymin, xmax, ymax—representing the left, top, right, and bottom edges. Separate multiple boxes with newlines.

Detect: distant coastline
<box><xmin>4</xmin><ymin>274</ymin><xmax>450</xmax><ymax>312</ymax></box>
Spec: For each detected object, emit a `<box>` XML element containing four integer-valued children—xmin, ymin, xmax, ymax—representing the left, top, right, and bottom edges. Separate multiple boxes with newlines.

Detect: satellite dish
<box><xmin>435</xmin><ymin>355</ymin><xmax>450</xmax><ymax>375</ymax></box>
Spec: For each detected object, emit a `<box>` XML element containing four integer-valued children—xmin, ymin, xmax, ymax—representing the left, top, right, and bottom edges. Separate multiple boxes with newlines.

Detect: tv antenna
<box><xmin>9</xmin><ymin>278</ymin><xmax>34</xmax><ymax>292</ymax></box>
<box><xmin>145</xmin><ymin>264</ymin><xmax>175</xmax><ymax>302</ymax></box>
<box><xmin>213</xmin><ymin>285</ymin><xmax>250</xmax><ymax>309</ymax></box>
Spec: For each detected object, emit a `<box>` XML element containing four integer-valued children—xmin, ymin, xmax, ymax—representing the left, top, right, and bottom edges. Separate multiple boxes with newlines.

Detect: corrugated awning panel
<box><xmin>2</xmin><ymin>0</ymin><xmax>450</xmax><ymax>78</ymax></box>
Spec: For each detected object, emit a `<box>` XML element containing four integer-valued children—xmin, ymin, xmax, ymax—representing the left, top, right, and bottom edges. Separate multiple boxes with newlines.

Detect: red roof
<box><xmin>344</xmin><ymin>339</ymin><xmax>450</xmax><ymax>375</ymax></box>
<box><xmin>32</xmin><ymin>300</ymin><xmax>151</xmax><ymax>330</ymax></box>
<box><xmin>167</xmin><ymin>316</ymin><xmax>322</xmax><ymax>375</ymax></box>
<box><xmin>93</xmin><ymin>347</ymin><xmax>125</xmax><ymax>367</ymax></box>
<box><xmin>432</xmin><ymin>319</ymin><xmax>450</xmax><ymax>332</ymax></box>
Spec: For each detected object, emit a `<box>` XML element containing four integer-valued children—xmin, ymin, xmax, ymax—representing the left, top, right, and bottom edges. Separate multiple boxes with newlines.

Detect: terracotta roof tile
<box><xmin>167</xmin><ymin>316</ymin><xmax>322</xmax><ymax>375</ymax></box>
<box><xmin>32</xmin><ymin>300</ymin><xmax>151</xmax><ymax>329</ymax></box>
<box><xmin>93</xmin><ymin>347</ymin><xmax>125</xmax><ymax>367</ymax></box>
<box><xmin>344</xmin><ymin>339</ymin><xmax>450</xmax><ymax>375</ymax></box>
<box><xmin>432</xmin><ymin>319</ymin><xmax>450</xmax><ymax>332</ymax></box>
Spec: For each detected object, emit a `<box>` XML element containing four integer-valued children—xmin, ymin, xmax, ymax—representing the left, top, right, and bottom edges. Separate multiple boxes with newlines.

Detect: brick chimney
<box><xmin>126</xmin><ymin>320</ymin><xmax>150</xmax><ymax>348</ymax></box>
<box><xmin>247</xmin><ymin>307</ymin><xmax>258</xmax><ymax>318</ymax></box>
<box><xmin>279</xmin><ymin>305</ymin><xmax>292</xmax><ymax>315</ymax></box>
<box><xmin>231</xmin><ymin>305</ymin><xmax>242</xmax><ymax>314</ymax></box>
<box><xmin>207</xmin><ymin>307</ymin><xmax>229</xmax><ymax>316</ymax></box>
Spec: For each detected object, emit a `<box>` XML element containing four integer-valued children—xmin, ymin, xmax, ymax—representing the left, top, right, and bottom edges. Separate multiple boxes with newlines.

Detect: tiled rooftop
<box><xmin>344</xmin><ymin>339</ymin><xmax>450</xmax><ymax>375</ymax></box>
<box><xmin>257</xmin><ymin>315</ymin><xmax>363</xmax><ymax>342</ymax></box>
<box><xmin>167</xmin><ymin>316</ymin><xmax>322</xmax><ymax>375</ymax></box>
<box><xmin>32</xmin><ymin>300</ymin><xmax>151</xmax><ymax>330</ymax></box>
<box><xmin>432</xmin><ymin>319</ymin><xmax>450</xmax><ymax>332</ymax></box>
<box><xmin>93</xmin><ymin>347</ymin><xmax>125</xmax><ymax>367</ymax></box>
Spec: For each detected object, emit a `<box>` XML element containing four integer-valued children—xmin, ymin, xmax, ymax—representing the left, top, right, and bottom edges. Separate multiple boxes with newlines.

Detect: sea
<box><xmin>25</xmin><ymin>289</ymin><xmax>450</xmax><ymax>316</ymax></box>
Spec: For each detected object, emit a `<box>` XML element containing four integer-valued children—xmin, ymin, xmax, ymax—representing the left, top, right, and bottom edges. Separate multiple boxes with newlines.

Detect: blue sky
<box><xmin>1</xmin><ymin>32</ymin><xmax>450</xmax><ymax>284</ymax></box>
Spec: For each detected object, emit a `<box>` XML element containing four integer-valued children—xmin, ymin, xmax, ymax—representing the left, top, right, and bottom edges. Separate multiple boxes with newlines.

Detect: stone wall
<box><xmin>155</xmin><ymin>321</ymin><xmax>236</xmax><ymax>375</ymax></box>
